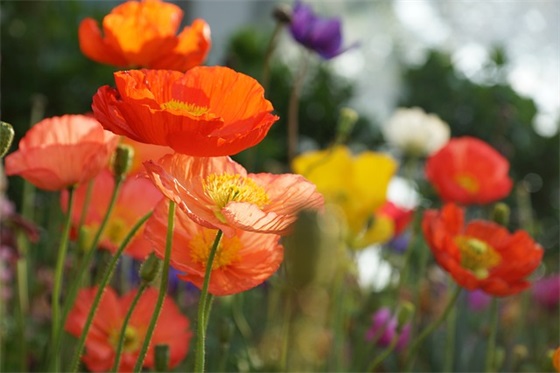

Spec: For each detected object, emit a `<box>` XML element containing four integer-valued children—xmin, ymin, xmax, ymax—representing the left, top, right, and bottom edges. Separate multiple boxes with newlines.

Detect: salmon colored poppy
<box><xmin>292</xmin><ymin>145</ymin><xmax>398</xmax><ymax>248</ymax></box>
<box><xmin>425</xmin><ymin>136</ymin><xmax>513</xmax><ymax>205</ymax></box>
<box><xmin>79</xmin><ymin>0</ymin><xmax>210</xmax><ymax>71</ymax></box>
<box><xmin>144</xmin><ymin>153</ymin><xmax>323</xmax><ymax>237</ymax></box>
<box><xmin>4</xmin><ymin>115</ymin><xmax>118</xmax><ymax>191</ymax></box>
<box><xmin>65</xmin><ymin>286</ymin><xmax>191</xmax><ymax>372</ymax></box>
<box><xmin>422</xmin><ymin>203</ymin><xmax>543</xmax><ymax>296</ymax></box>
<box><xmin>553</xmin><ymin>347</ymin><xmax>560</xmax><ymax>372</ymax></box>
<box><xmin>92</xmin><ymin>67</ymin><xmax>279</xmax><ymax>156</ymax></box>
<box><xmin>145</xmin><ymin>199</ymin><xmax>283</xmax><ymax>296</ymax></box>
<box><xmin>61</xmin><ymin>169</ymin><xmax>163</xmax><ymax>260</ymax></box>
<box><xmin>120</xmin><ymin>137</ymin><xmax>173</xmax><ymax>175</ymax></box>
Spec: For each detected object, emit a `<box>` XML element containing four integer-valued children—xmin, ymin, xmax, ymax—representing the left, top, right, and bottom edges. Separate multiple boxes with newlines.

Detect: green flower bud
<box><xmin>139</xmin><ymin>253</ymin><xmax>162</xmax><ymax>285</ymax></box>
<box><xmin>335</xmin><ymin>107</ymin><xmax>358</xmax><ymax>144</ymax></box>
<box><xmin>154</xmin><ymin>344</ymin><xmax>170</xmax><ymax>372</ymax></box>
<box><xmin>0</xmin><ymin>121</ymin><xmax>15</xmax><ymax>158</ymax></box>
<box><xmin>491</xmin><ymin>202</ymin><xmax>510</xmax><ymax>227</ymax></box>
<box><xmin>112</xmin><ymin>144</ymin><xmax>134</xmax><ymax>179</ymax></box>
<box><xmin>396</xmin><ymin>301</ymin><xmax>415</xmax><ymax>328</ymax></box>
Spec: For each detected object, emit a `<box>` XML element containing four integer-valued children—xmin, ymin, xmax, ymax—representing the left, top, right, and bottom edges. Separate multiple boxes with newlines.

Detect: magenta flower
<box><xmin>289</xmin><ymin>1</ymin><xmax>355</xmax><ymax>59</ymax></box>
<box><xmin>365</xmin><ymin>307</ymin><xmax>411</xmax><ymax>352</ymax></box>
<box><xmin>532</xmin><ymin>274</ymin><xmax>560</xmax><ymax>310</ymax></box>
<box><xmin>467</xmin><ymin>290</ymin><xmax>492</xmax><ymax>311</ymax></box>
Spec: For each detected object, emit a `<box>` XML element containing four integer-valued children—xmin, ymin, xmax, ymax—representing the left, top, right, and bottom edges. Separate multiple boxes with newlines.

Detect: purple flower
<box><xmin>467</xmin><ymin>289</ymin><xmax>492</xmax><ymax>311</ymax></box>
<box><xmin>289</xmin><ymin>1</ymin><xmax>355</xmax><ymax>59</ymax></box>
<box><xmin>532</xmin><ymin>274</ymin><xmax>560</xmax><ymax>310</ymax></box>
<box><xmin>365</xmin><ymin>307</ymin><xmax>411</xmax><ymax>352</ymax></box>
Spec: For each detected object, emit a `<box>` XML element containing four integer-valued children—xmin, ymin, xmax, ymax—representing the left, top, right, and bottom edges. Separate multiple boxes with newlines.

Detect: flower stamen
<box><xmin>189</xmin><ymin>230</ymin><xmax>242</xmax><ymax>269</ymax></box>
<box><xmin>160</xmin><ymin>100</ymin><xmax>209</xmax><ymax>116</ymax></box>
<box><xmin>455</xmin><ymin>174</ymin><xmax>479</xmax><ymax>193</ymax></box>
<box><xmin>455</xmin><ymin>236</ymin><xmax>501</xmax><ymax>279</ymax></box>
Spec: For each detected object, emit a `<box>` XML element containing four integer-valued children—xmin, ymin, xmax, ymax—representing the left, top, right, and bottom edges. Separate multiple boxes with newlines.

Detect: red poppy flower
<box><xmin>65</xmin><ymin>286</ymin><xmax>191</xmax><ymax>372</ymax></box>
<box><xmin>79</xmin><ymin>0</ymin><xmax>210</xmax><ymax>71</ymax></box>
<box><xmin>425</xmin><ymin>137</ymin><xmax>513</xmax><ymax>205</ymax></box>
<box><xmin>145</xmin><ymin>199</ymin><xmax>283</xmax><ymax>296</ymax></box>
<box><xmin>61</xmin><ymin>169</ymin><xmax>163</xmax><ymax>260</ymax></box>
<box><xmin>422</xmin><ymin>203</ymin><xmax>543</xmax><ymax>296</ymax></box>
<box><xmin>144</xmin><ymin>153</ymin><xmax>324</xmax><ymax>237</ymax></box>
<box><xmin>92</xmin><ymin>67</ymin><xmax>279</xmax><ymax>156</ymax></box>
<box><xmin>4</xmin><ymin>115</ymin><xmax>118</xmax><ymax>191</ymax></box>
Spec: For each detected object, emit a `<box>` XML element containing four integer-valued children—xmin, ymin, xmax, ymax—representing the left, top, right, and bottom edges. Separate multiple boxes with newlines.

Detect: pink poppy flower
<box><xmin>144</xmin><ymin>153</ymin><xmax>324</xmax><ymax>237</ymax></box>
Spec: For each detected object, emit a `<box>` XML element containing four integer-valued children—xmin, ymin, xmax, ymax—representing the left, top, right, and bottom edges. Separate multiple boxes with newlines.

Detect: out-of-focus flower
<box><xmin>553</xmin><ymin>347</ymin><xmax>560</xmax><ymax>372</ymax></box>
<box><xmin>532</xmin><ymin>274</ymin><xmax>560</xmax><ymax>310</ymax></box>
<box><xmin>365</xmin><ymin>307</ymin><xmax>411</xmax><ymax>352</ymax></box>
<box><xmin>120</xmin><ymin>137</ymin><xmax>173</xmax><ymax>176</ymax></box>
<box><xmin>61</xmin><ymin>169</ymin><xmax>162</xmax><ymax>260</ymax></box>
<box><xmin>144</xmin><ymin>153</ymin><xmax>323</xmax><ymax>237</ymax></box>
<box><xmin>467</xmin><ymin>289</ymin><xmax>492</xmax><ymax>311</ymax></box>
<box><xmin>145</xmin><ymin>199</ymin><xmax>284</xmax><ymax>296</ymax></box>
<box><xmin>79</xmin><ymin>0</ymin><xmax>210</xmax><ymax>71</ymax></box>
<box><xmin>4</xmin><ymin>115</ymin><xmax>118</xmax><ymax>191</ymax></box>
<box><xmin>93</xmin><ymin>67</ymin><xmax>278</xmax><ymax>157</ymax></box>
<box><xmin>65</xmin><ymin>286</ymin><xmax>191</xmax><ymax>372</ymax></box>
<box><xmin>383</xmin><ymin>107</ymin><xmax>450</xmax><ymax>157</ymax></box>
<box><xmin>425</xmin><ymin>137</ymin><xmax>513</xmax><ymax>205</ymax></box>
<box><xmin>377</xmin><ymin>201</ymin><xmax>414</xmax><ymax>236</ymax></box>
<box><xmin>289</xmin><ymin>1</ymin><xmax>355</xmax><ymax>59</ymax></box>
<box><xmin>292</xmin><ymin>146</ymin><xmax>397</xmax><ymax>249</ymax></box>
<box><xmin>422</xmin><ymin>203</ymin><xmax>543</xmax><ymax>296</ymax></box>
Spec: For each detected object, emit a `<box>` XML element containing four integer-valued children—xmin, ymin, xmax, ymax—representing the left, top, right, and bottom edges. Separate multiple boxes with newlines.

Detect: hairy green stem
<box><xmin>194</xmin><ymin>230</ymin><xmax>223</xmax><ymax>373</ymax></box>
<box><xmin>133</xmin><ymin>202</ymin><xmax>175</xmax><ymax>372</ymax></box>
<box><xmin>69</xmin><ymin>211</ymin><xmax>152</xmax><ymax>372</ymax></box>
<box><xmin>485</xmin><ymin>298</ymin><xmax>500</xmax><ymax>372</ymax></box>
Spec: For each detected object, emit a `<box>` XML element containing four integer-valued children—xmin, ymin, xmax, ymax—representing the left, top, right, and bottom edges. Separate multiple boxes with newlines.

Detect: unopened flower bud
<box><xmin>139</xmin><ymin>253</ymin><xmax>162</xmax><ymax>285</ymax></box>
<box><xmin>154</xmin><ymin>344</ymin><xmax>170</xmax><ymax>372</ymax></box>
<box><xmin>491</xmin><ymin>202</ymin><xmax>510</xmax><ymax>227</ymax></box>
<box><xmin>335</xmin><ymin>107</ymin><xmax>358</xmax><ymax>144</ymax></box>
<box><xmin>112</xmin><ymin>144</ymin><xmax>134</xmax><ymax>180</ymax></box>
<box><xmin>272</xmin><ymin>5</ymin><xmax>292</xmax><ymax>24</ymax></box>
<box><xmin>0</xmin><ymin>121</ymin><xmax>15</xmax><ymax>158</ymax></box>
<box><xmin>396</xmin><ymin>301</ymin><xmax>415</xmax><ymax>328</ymax></box>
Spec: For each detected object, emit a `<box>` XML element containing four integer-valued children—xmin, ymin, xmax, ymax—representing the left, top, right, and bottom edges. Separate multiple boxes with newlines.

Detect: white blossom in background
<box><xmin>383</xmin><ymin>107</ymin><xmax>450</xmax><ymax>157</ymax></box>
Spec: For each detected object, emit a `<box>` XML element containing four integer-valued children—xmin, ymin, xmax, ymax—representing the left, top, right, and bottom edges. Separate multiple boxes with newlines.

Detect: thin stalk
<box><xmin>261</xmin><ymin>22</ymin><xmax>284</xmax><ymax>92</ymax></box>
<box><xmin>194</xmin><ymin>230</ymin><xmax>223</xmax><ymax>373</ymax></box>
<box><xmin>111</xmin><ymin>284</ymin><xmax>148</xmax><ymax>372</ymax></box>
<box><xmin>75</xmin><ymin>180</ymin><xmax>94</xmax><ymax>246</ymax></box>
<box><xmin>367</xmin><ymin>334</ymin><xmax>400</xmax><ymax>372</ymax></box>
<box><xmin>69</xmin><ymin>211</ymin><xmax>152</xmax><ymax>372</ymax></box>
<box><xmin>133</xmin><ymin>202</ymin><xmax>176</xmax><ymax>372</ymax></box>
<box><xmin>49</xmin><ymin>186</ymin><xmax>76</xmax><ymax>372</ymax></box>
<box><xmin>405</xmin><ymin>284</ymin><xmax>462</xmax><ymax>371</ymax></box>
<box><xmin>443</xmin><ymin>292</ymin><xmax>458</xmax><ymax>372</ymax></box>
<box><xmin>485</xmin><ymin>298</ymin><xmax>500</xmax><ymax>372</ymax></box>
<box><xmin>287</xmin><ymin>51</ymin><xmax>310</xmax><ymax>164</ymax></box>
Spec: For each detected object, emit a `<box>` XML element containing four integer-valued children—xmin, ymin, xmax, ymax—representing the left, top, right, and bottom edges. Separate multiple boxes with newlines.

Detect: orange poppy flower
<box><xmin>553</xmin><ymin>347</ymin><xmax>560</xmax><ymax>372</ymax></box>
<box><xmin>65</xmin><ymin>286</ymin><xmax>191</xmax><ymax>372</ymax></box>
<box><xmin>79</xmin><ymin>0</ymin><xmax>210</xmax><ymax>71</ymax></box>
<box><xmin>4</xmin><ymin>115</ymin><xmax>118</xmax><ymax>191</ymax></box>
<box><xmin>145</xmin><ymin>199</ymin><xmax>284</xmax><ymax>296</ymax></box>
<box><xmin>61</xmin><ymin>169</ymin><xmax>163</xmax><ymax>260</ymax></box>
<box><xmin>425</xmin><ymin>136</ymin><xmax>513</xmax><ymax>205</ymax></box>
<box><xmin>144</xmin><ymin>153</ymin><xmax>324</xmax><ymax>237</ymax></box>
<box><xmin>120</xmin><ymin>137</ymin><xmax>173</xmax><ymax>176</ymax></box>
<box><xmin>92</xmin><ymin>67</ymin><xmax>279</xmax><ymax>156</ymax></box>
<box><xmin>422</xmin><ymin>203</ymin><xmax>543</xmax><ymax>296</ymax></box>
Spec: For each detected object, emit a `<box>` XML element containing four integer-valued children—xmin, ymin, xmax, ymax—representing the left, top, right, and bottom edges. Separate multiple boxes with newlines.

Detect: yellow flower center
<box><xmin>455</xmin><ymin>174</ymin><xmax>480</xmax><ymax>193</ymax></box>
<box><xmin>455</xmin><ymin>236</ymin><xmax>501</xmax><ymax>279</ymax></box>
<box><xmin>109</xmin><ymin>326</ymin><xmax>141</xmax><ymax>353</ymax></box>
<box><xmin>203</xmin><ymin>173</ymin><xmax>270</xmax><ymax>222</ymax></box>
<box><xmin>160</xmin><ymin>99</ymin><xmax>209</xmax><ymax>116</ymax></box>
<box><xmin>189</xmin><ymin>229</ymin><xmax>242</xmax><ymax>269</ymax></box>
<box><xmin>105</xmin><ymin>218</ymin><xmax>127</xmax><ymax>245</ymax></box>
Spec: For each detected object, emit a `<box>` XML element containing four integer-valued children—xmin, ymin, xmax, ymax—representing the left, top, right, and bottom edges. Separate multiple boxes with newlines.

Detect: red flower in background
<box><xmin>4</xmin><ymin>115</ymin><xmax>118</xmax><ymax>191</ymax></box>
<box><xmin>93</xmin><ymin>67</ymin><xmax>279</xmax><ymax>156</ymax></box>
<box><xmin>425</xmin><ymin>137</ymin><xmax>513</xmax><ymax>205</ymax></box>
<box><xmin>422</xmin><ymin>203</ymin><xmax>543</xmax><ymax>296</ymax></box>
<box><xmin>65</xmin><ymin>286</ymin><xmax>191</xmax><ymax>372</ymax></box>
<box><xmin>61</xmin><ymin>169</ymin><xmax>162</xmax><ymax>260</ymax></box>
<box><xmin>145</xmin><ymin>199</ymin><xmax>284</xmax><ymax>296</ymax></box>
<box><xmin>79</xmin><ymin>0</ymin><xmax>210</xmax><ymax>71</ymax></box>
<box><xmin>144</xmin><ymin>153</ymin><xmax>324</xmax><ymax>237</ymax></box>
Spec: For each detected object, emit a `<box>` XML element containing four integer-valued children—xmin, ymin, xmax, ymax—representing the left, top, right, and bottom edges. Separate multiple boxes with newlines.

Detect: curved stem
<box><xmin>133</xmin><ymin>202</ymin><xmax>175</xmax><ymax>372</ymax></box>
<box><xmin>111</xmin><ymin>284</ymin><xmax>148</xmax><ymax>372</ymax></box>
<box><xmin>443</xmin><ymin>293</ymin><xmax>458</xmax><ymax>372</ymax></box>
<box><xmin>405</xmin><ymin>284</ymin><xmax>462</xmax><ymax>371</ymax></box>
<box><xmin>69</xmin><ymin>211</ymin><xmax>152</xmax><ymax>372</ymax></box>
<box><xmin>367</xmin><ymin>334</ymin><xmax>400</xmax><ymax>372</ymax></box>
<box><xmin>49</xmin><ymin>186</ymin><xmax>75</xmax><ymax>371</ymax></box>
<box><xmin>194</xmin><ymin>230</ymin><xmax>223</xmax><ymax>373</ymax></box>
<box><xmin>485</xmin><ymin>298</ymin><xmax>499</xmax><ymax>372</ymax></box>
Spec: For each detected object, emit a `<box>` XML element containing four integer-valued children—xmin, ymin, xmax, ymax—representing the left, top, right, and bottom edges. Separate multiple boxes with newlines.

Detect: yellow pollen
<box><xmin>455</xmin><ymin>236</ymin><xmax>501</xmax><ymax>279</ymax></box>
<box><xmin>455</xmin><ymin>174</ymin><xmax>480</xmax><ymax>193</ymax></box>
<box><xmin>160</xmin><ymin>99</ymin><xmax>209</xmax><ymax>116</ymax></box>
<box><xmin>109</xmin><ymin>326</ymin><xmax>141</xmax><ymax>353</ymax></box>
<box><xmin>203</xmin><ymin>173</ymin><xmax>270</xmax><ymax>222</ymax></box>
<box><xmin>189</xmin><ymin>230</ymin><xmax>242</xmax><ymax>269</ymax></box>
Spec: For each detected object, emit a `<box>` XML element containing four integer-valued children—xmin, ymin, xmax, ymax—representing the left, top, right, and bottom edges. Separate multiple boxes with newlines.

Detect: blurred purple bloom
<box><xmin>289</xmin><ymin>1</ymin><xmax>355</xmax><ymax>59</ymax></box>
<box><xmin>365</xmin><ymin>307</ymin><xmax>411</xmax><ymax>352</ymax></box>
<box><xmin>532</xmin><ymin>274</ymin><xmax>560</xmax><ymax>310</ymax></box>
<box><xmin>467</xmin><ymin>289</ymin><xmax>492</xmax><ymax>311</ymax></box>
<box><xmin>387</xmin><ymin>232</ymin><xmax>411</xmax><ymax>254</ymax></box>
